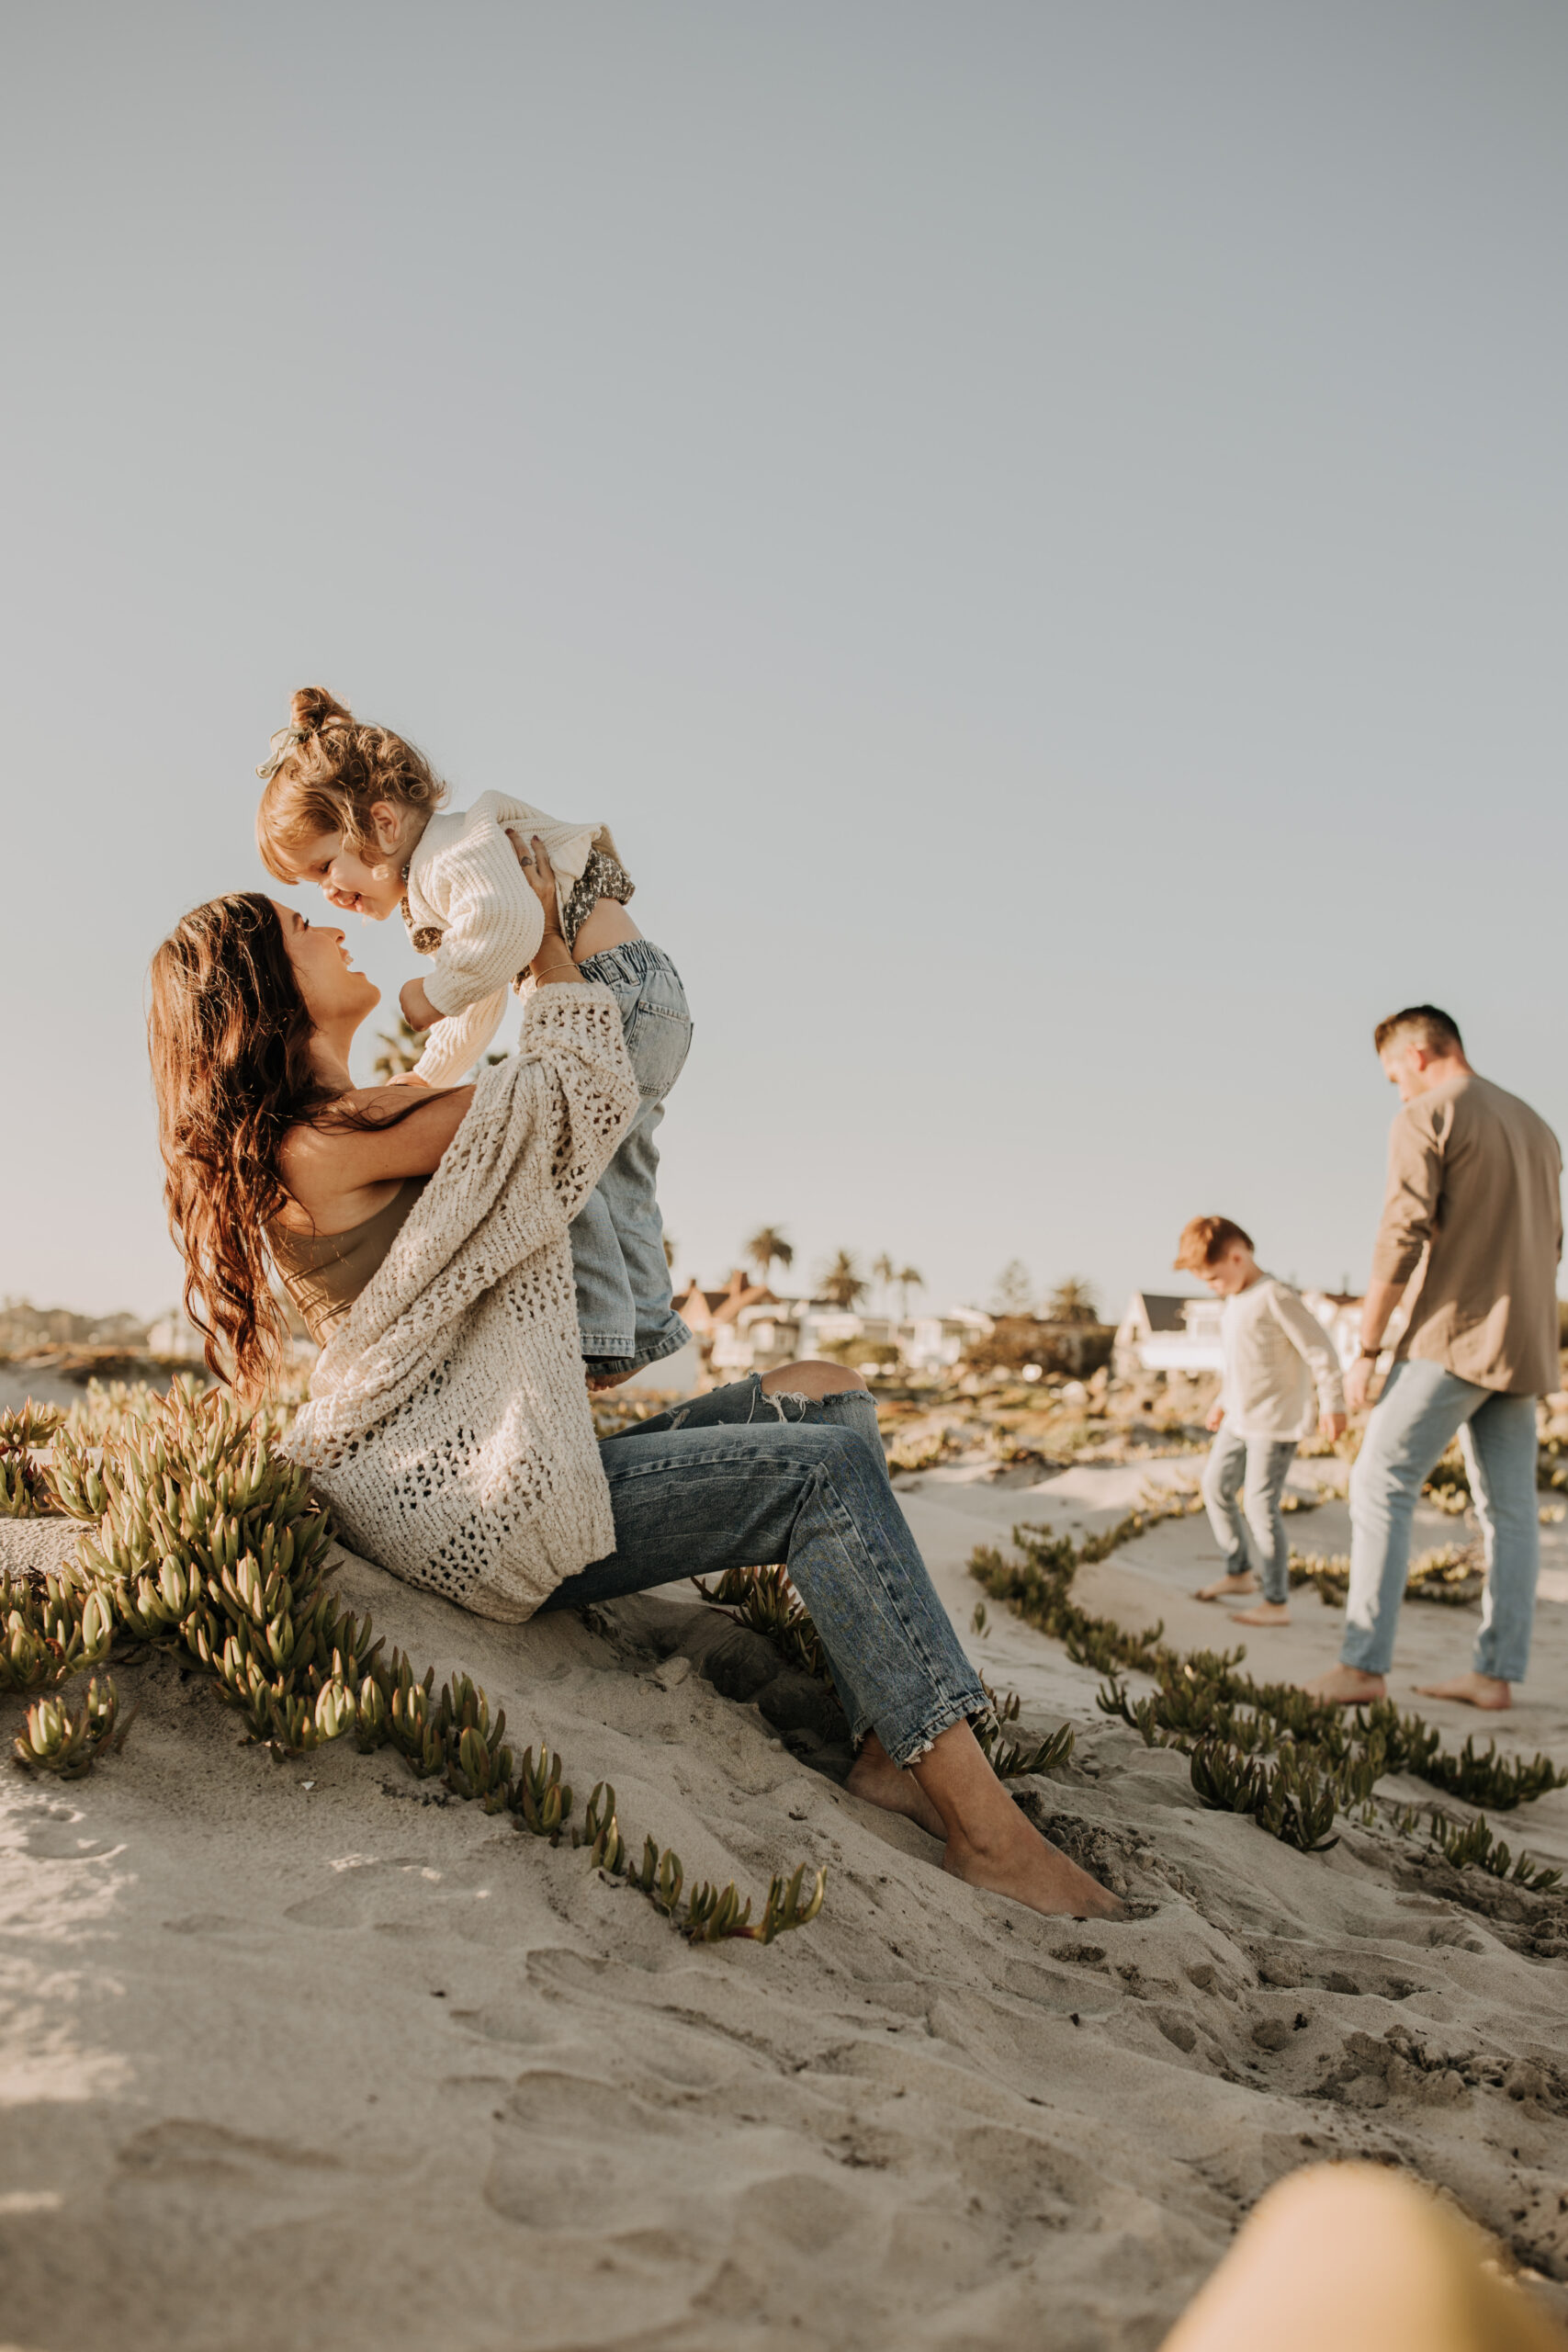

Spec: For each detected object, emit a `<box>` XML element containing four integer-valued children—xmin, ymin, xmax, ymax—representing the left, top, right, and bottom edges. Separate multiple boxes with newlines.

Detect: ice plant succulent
<box><xmin>0</xmin><ymin>1382</ymin><xmax>827</xmax><ymax>1951</ymax></box>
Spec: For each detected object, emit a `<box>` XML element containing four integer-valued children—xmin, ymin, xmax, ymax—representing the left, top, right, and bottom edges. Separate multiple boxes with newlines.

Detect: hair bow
<box><xmin>255</xmin><ymin>723</ymin><xmax>310</xmax><ymax>783</ymax></box>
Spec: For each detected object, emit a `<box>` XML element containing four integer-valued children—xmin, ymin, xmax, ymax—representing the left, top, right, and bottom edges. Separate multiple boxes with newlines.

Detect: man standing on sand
<box><xmin>1308</xmin><ymin>1006</ymin><xmax>1562</xmax><ymax>1713</ymax></box>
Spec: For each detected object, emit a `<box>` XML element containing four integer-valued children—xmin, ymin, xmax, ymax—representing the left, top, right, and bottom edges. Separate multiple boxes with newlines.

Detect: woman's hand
<box><xmin>513</xmin><ymin>835</ymin><xmax>582</xmax><ymax>985</ymax></box>
<box><xmin>510</xmin><ymin>831</ymin><xmax>561</xmax><ymax>932</ymax></box>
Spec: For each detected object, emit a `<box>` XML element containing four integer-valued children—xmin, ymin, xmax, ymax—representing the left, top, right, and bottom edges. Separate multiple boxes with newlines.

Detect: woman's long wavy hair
<box><xmin>148</xmin><ymin>892</ymin><xmax>417</xmax><ymax>1398</ymax></box>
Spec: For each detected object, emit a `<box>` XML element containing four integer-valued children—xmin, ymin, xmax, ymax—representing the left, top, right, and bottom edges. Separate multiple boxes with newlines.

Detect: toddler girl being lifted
<box><xmin>255</xmin><ymin>686</ymin><xmax>691</xmax><ymax>1388</ymax></box>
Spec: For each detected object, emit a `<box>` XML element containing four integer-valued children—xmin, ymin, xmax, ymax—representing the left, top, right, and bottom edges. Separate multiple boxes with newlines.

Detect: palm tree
<box><xmin>817</xmin><ymin>1250</ymin><xmax>870</xmax><ymax>1310</ymax></box>
<box><xmin>873</xmin><ymin>1251</ymin><xmax>897</xmax><ymax>1306</ymax></box>
<box><xmin>744</xmin><ymin>1226</ymin><xmax>795</xmax><ymax>1284</ymax></box>
<box><xmin>895</xmin><ymin>1264</ymin><xmax>925</xmax><ymax>1317</ymax></box>
<box><xmin>1046</xmin><ymin>1276</ymin><xmax>1100</xmax><ymax>1327</ymax></box>
<box><xmin>990</xmin><ymin>1260</ymin><xmax>1035</xmax><ymax>1317</ymax></box>
<box><xmin>369</xmin><ymin>1013</ymin><xmax>425</xmax><ymax>1082</ymax></box>
<box><xmin>370</xmin><ymin>1012</ymin><xmax>507</xmax><ymax>1082</ymax></box>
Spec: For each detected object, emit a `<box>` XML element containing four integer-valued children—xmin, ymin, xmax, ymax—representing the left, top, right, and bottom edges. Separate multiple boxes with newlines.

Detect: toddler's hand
<box><xmin>384</xmin><ymin>1070</ymin><xmax>432</xmax><ymax>1090</ymax></box>
<box><xmin>400</xmin><ymin>977</ymin><xmax>438</xmax><ymax>1032</ymax></box>
<box><xmin>1320</xmin><ymin>1410</ymin><xmax>1348</xmax><ymax>1442</ymax></box>
<box><xmin>1204</xmin><ymin>1402</ymin><xmax>1225</xmax><ymax>1433</ymax></box>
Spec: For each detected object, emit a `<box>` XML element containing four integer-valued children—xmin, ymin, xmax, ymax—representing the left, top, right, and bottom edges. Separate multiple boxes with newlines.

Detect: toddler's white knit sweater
<box><xmin>405</xmin><ymin>793</ymin><xmax>625</xmax><ymax>1087</ymax></box>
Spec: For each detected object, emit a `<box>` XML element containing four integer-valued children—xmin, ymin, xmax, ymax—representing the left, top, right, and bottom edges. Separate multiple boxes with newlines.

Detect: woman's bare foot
<box><xmin>1303</xmin><ymin>1664</ymin><xmax>1385</xmax><ymax>1705</ymax></box>
<box><xmin>586</xmin><ymin>1365</ymin><xmax>637</xmax><ymax>1394</ymax></box>
<box><xmin>1195</xmin><ymin>1572</ymin><xmax>1258</xmax><ymax>1602</ymax></box>
<box><xmin>846</xmin><ymin>1735</ymin><xmax>947</xmax><ymax>1838</ymax></box>
<box><xmin>912</xmin><ymin>1718</ymin><xmax>1126</xmax><ymax>1920</ymax></box>
<box><xmin>940</xmin><ymin>1814</ymin><xmax>1126</xmax><ymax>1920</ymax></box>
<box><xmin>1230</xmin><ymin>1601</ymin><xmax>1290</xmax><ymax>1627</ymax></box>
<box><xmin>1413</xmin><ymin>1671</ymin><xmax>1512</xmax><ymax>1711</ymax></box>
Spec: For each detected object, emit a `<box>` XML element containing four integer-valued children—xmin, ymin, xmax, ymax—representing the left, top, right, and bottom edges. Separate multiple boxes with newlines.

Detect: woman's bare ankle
<box><xmin>846</xmin><ymin>1736</ymin><xmax>946</xmax><ymax>1838</ymax></box>
<box><xmin>943</xmin><ymin>1814</ymin><xmax>1125</xmax><ymax>1921</ymax></box>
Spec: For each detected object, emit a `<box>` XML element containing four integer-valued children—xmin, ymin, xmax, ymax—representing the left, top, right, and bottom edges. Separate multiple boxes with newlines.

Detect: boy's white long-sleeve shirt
<box><xmin>1219</xmin><ymin>1273</ymin><xmax>1347</xmax><ymax>1442</ymax></box>
<box><xmin>404</xmin><ymin>793</ymin><xmax>624</xmax><ymax>1088</ymax></box>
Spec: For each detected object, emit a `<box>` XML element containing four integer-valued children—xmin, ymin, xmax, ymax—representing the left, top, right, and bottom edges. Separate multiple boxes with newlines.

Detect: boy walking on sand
<box><xmin>1176</xmin><ymin>1216</ymin><xmax>1348</xmax><ymax>1628</ymax></box>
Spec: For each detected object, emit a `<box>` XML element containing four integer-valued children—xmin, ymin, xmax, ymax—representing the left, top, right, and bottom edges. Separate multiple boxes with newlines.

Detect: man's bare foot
<box><xmin>1195</xmin><ymin>1572</ymin><xmax>1258</xmax><ymax>1602</ymax></box>
<box><xmin>846</xmin><ymin>1736</ymin><xmax>947</xmax><ymax>1839</ymax></box>
<box><xmin>1303</xmin><ymin>1664</ymin><xmax>1386</xmax><ymax>1705</ymax></box>
<box><xmin>1413</xmin><ymin>1671</ymin><xmax>1512</xmax><ymax>1711</ymax></box>
<box><xmin>942</xmin><ymin>1815</ymin><xmax>1126</xmax><ymax>1920</ymax></box>
<box><xmin>1230</xmin><ymin>1601</ymin><xmax>1290</xmax><ymax>1627</ymax></box>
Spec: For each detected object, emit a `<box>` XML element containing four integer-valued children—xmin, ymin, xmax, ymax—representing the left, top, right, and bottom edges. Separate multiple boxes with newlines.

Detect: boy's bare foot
<box><xmin>1303</xmin><ymin>1665</ymin><xmax>1385</xmax><ymax>1705</ymax></box>
<box><xmin>1230</xmin><ymin>1601</ymin><xmax>1290</xmax><ymax>1626</ymax></box>
<box><xmin>942</xmin><ymin>1814</ymin><xmax>1126</xmax><ymax>1920</ymax></box>
<box><xmin>846</xmin><ymin>1738</ymin><xmax>948</xmax><ymax>1838</ymax></box>
<box><xmin>1196</xmin><ymin>1572</ymin><xmax>1258</xmax><ymax>1602</ymax></box>
<box><xmin>1413</xmin><ymin>1671</ymin><xmax>1512</xmax><ymax>1711</ymax></box>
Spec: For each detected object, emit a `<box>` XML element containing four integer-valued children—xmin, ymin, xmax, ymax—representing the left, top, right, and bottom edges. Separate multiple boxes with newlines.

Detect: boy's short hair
<box><xmin>1173</xmin><ymin>1215</ymin><xmax>1254</xmax><ymax>1272</ymax></box>
<box><xmin>1371</xmin><ymin>1004</ymin><xmax>1463</xmax><ymax>1058</ymax></box>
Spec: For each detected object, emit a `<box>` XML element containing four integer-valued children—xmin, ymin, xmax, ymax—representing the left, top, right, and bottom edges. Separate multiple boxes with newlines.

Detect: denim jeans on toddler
<box><xmin>539</xmin><ymin>1375</ymin><xmax>987</xmax><ymax>1763</ymax></box>
<box><xmin>1201</xmin><ymin>1425</ymin><xmax>1299</xmax><ymax>1605</ymax></box>
<box><xmin>572</xmin><ymin>939</ymin><xmax>693</xmax><ymax>1375</ymax></box>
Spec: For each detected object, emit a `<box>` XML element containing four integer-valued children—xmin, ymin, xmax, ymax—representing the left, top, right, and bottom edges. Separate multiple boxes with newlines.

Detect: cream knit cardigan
<box><xmin>286</xmin><ymin>983</ymin><xmax>638</xmax><ymax>1621</ymax></box>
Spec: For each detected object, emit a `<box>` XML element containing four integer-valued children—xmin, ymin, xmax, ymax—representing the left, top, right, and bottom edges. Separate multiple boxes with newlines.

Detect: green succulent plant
<box><xmin>980</xmin><ymin>1514</ymin><xmax>1566</xmax><ymax>1883</ymax></box>
<box><xmin>0</xmin><ymin>1380</ymin><xmax>828</xmax><ymax>1952</ymax></box>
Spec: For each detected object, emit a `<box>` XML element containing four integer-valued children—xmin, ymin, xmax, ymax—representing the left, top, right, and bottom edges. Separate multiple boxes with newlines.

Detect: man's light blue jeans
<box><xmin>1201</xmin><ymin>1426</ymin><xmax>1299</xmax><ymax>1604</ymax></box>
<box><xmin>538</xmin><ymin>1376</ymin><xmax>987</xmax><ymax>1765</ymax></box>
<box><xmin>1343</xmin><ymin>1356</ymin><xmax>1540</xmax><ymax>1682</ymax></box>
<box><xmin>571</xmin><ymin>940</ymin><xmax>693</xmax><ymax>1374</ymax></box>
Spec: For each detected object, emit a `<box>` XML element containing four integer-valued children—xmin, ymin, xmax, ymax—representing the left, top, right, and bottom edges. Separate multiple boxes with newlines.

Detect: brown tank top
<box><xmin>268</xmin><ymin>1177</ymin><xmax>429</xmax><ymax>1347</ymax></box>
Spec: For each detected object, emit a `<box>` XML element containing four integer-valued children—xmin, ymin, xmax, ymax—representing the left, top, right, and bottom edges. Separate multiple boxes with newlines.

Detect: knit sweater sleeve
<box><xmin>421</xmin><ymin>820</ymin><xmax>546</xmax><ymax>1019</ymax></box>
<box><xmin>515</xmin><ymin>981</ymin><xmax>639</xmax><ymax>1225</ymax></box>
<box><xmin>412</xmin><ymin>989</ymin><xmax>509</xmax><ymax>1089</ymax></box>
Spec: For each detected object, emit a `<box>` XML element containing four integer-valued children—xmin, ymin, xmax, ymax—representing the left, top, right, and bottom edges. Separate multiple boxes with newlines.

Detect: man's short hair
<box><xmin>1372</xmin><ymin>1004</ymin><xmax>1463</xmax><ymax>1058</ymax></box>
<box><xmin>1173</xmin><ymin>1215</ymin><xmax>1254</xmax><ymax>1273</ymax></box>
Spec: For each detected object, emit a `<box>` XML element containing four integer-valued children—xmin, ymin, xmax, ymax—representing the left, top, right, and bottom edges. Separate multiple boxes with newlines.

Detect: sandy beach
<box><xmin>6</xmin><ymin>1435</ymin><xmax>1567</xmax><ymax>2352</ymax></box>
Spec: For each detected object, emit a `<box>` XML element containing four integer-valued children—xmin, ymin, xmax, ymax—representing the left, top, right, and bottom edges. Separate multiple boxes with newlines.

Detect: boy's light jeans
<box><xmin>571</xmin><ymin>939</ymin><xmax>693</xmax><ymax>1374</ymax></box>
<box><xmin>1201</xmin><ymin>1426</ymin><xmax>1299</xmax><ymax>1604</ymax></box>
<box><xmin>1342</xmin><ymin>1357</ymin><xmax>1539</xmax><ymax>1682</ymax></box>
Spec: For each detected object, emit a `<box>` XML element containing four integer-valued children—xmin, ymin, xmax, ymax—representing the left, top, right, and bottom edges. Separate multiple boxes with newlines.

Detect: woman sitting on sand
<box><xmin>146</xmin><ymin>842</ymin><xmax>1118</xmax><ymax>1923</ymax></box>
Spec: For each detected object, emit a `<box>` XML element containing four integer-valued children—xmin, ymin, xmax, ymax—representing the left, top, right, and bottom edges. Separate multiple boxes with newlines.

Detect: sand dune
<box><xmin>4</xmin><ymin>1464</ymin><xmax>1567</xmax><ymax>2350</ymax></box>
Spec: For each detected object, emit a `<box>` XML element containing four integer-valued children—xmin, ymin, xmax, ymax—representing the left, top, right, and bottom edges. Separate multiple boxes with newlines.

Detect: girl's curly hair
<box><xmin>254</xmin><ymin>685</ymin><xmax>447</xmax><ymax>882</ymax></box>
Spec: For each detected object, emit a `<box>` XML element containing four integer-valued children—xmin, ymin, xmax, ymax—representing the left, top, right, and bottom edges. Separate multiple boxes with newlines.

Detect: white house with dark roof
<box><xmin>1113</xmin><ymin>1290</ymin><xmax>1223</xmax><ymax>1376</ymax></box>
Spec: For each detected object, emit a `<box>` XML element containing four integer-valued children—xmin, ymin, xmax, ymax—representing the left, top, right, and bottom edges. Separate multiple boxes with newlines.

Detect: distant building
<box><xmin>899</xmin><ymin>1307</ymin><xmax>995</xmax><ymax>1374</ymax></box>
<box><xmin>1301</xmin><ymin>1288</ymin><xmax>1409</xmax><ymax>1368</ymax></box>
<box><xmin>1118</xmin><ymin>1283</ymin><xmax>1409</xmax><ymax>1381</ymax></box>
<box><xmin>146</xmin><ymin>1308</ymin><xmax>207</xmax><ymax>1362</ymax></box>
<box><xmin>1114</xmin><ymin>1291</ymin><xmax>1223</xmax><ymax>1376</ymax></box>
<box><xmin>673</xmin><ymin>1271</ymin><xmax>778</xmax><ymax>1341</ymax></box>
<box><xmin>703</xmin><ymin>1296</ymin><xmax>994</xmax><ymax>1380</ymax></box>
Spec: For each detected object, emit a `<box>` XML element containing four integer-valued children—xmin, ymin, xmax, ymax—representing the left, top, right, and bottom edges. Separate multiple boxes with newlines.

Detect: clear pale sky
<box><xmin>4</xmin><ymin>4</ymin><xmax>1564</xmax><ymax>1325</ymax></box>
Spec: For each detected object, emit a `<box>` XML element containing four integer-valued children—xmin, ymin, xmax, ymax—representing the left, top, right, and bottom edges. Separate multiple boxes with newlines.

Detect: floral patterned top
<box><xmin>560</xmin><ymin>847</ymin><xmax>635</xmax><ymax>949</ymax></box>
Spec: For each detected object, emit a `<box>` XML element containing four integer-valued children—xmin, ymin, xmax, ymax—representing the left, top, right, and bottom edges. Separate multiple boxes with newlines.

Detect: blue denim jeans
<box><xmin>538</xmin><ymin>1375</ymin><xmax>987</xmax><ymax>1765</ymax></box>
<box><xmin>1201</xmin><ymin>1425</ymin><xmax>1299</xmax><ymax>1604</ymax></box>
<box><xmin>571</xmin><ymin>940</ymin><xmax>692</xmax><ymax>1373</ymax></box>
<box><xmin>1343</xmin><ymin>1356</ymin><xmax>1540</xmax><ymax>1681</ymax></box>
